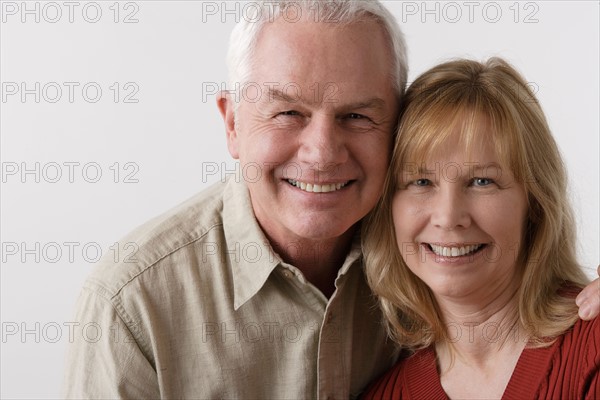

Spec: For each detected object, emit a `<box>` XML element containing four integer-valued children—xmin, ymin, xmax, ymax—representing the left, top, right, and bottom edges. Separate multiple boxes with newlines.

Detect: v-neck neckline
<box><xmin>403</xmin><ymin>341</ymin><xmax>558</xmax><ymax>399</ymax></box>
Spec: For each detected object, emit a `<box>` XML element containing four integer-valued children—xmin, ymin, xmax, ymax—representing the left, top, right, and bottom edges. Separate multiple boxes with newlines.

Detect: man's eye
<box><xmin>347</xmin><ymin>113</ymin><xmax>365</xmax><ymax>119</ymax></box>
<box><xmin>278</xmin><ymin>110</ymin><xmax>299</xmax><ymax>117</ymax></box>
<box><xmin>472</xmin><ymin>177</ymin><xmax>493</xmax><ymax>187</ymax></box>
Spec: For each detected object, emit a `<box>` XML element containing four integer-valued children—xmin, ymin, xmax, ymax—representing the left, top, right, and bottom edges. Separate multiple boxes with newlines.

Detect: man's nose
<box><xmin>297</xmin><ymin>115</ymin><xmax>349</xmax><ymax>170</ymax></box>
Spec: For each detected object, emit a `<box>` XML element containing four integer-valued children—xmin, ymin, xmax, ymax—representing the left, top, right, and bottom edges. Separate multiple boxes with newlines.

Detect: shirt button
<box><xmin>283</xmin><ymin>270</ymin><xmax>293</xmax><ymax>278</ymax></box>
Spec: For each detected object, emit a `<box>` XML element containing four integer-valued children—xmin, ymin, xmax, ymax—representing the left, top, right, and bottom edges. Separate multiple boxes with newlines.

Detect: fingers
<box><xmin>577</xmin><ymin>276</ymin><xmax>600</xmax><ymax>320</ymax></box>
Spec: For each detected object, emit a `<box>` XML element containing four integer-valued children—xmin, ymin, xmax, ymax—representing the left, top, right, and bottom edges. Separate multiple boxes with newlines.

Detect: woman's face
<box><xmin>391</xmin><ymin>127</ymin><xmax>528</xmax><ymax>304</ymax></box>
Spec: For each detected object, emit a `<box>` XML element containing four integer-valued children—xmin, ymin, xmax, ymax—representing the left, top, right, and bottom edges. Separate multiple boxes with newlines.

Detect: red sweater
<box><xmin>362</xmin><ymin>317</ymin><xmax>599</xmax><ymax>399</ymax></box>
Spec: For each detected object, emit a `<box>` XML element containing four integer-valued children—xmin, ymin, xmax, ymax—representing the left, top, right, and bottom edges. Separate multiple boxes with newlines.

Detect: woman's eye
<box><xmin>414</xmin><ymin>178</ymin><xmax>431</xmax><ymax>187</ymax></box>
<box><xmin>472</xmin><ymin>177</ymin><xmax>493</xmax><ymax>187</ymax></box>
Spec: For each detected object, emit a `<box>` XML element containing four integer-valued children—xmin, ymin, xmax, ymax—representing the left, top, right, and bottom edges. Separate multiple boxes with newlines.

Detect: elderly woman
<box><xmin>362</xmin><ymin>58</ymin><xmax>599</xmax><ymax>399</ymax></box>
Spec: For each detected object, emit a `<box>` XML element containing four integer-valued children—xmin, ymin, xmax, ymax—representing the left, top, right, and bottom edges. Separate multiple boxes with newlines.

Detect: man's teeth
<box><xmin>287</xmin><ymin>179</ymin><xmax>348</xmax><ymax>193</ymax></box>
<box><xmin>430</xmin><ymin>244</ymin><xmax>484</xmax><ymax>257</ymax></box>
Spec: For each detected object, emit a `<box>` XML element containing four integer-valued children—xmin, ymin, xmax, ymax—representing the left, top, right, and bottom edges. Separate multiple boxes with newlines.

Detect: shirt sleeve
<box><xmin>62</xmin><ymin>285</ymin><xmax>161</xmax><ymax>399</ymax></box>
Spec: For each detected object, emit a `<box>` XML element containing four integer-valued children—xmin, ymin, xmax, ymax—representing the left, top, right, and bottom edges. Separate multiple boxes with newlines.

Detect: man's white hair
<box><xmin>226</xmin><ymin>0</ymin><xmax>408</xmax><ymax>109</ymax></box>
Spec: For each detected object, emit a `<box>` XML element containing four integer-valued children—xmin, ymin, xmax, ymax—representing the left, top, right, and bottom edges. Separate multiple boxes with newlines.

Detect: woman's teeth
<box><xmin>429</xmin><ymin>243</ymin><xmax>484</xmax><ymax>257</ymax></box>
<box><xmin>288</xmin><ymin>179</ymin><xmax>348</xmax><ymax>193</ymax></box>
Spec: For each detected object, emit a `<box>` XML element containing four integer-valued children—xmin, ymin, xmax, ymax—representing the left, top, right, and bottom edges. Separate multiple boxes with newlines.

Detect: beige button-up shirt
<box><xmin>63</xmin><ymin>178</ymin><xmax>398</xmax><ymax>399</ymax></box>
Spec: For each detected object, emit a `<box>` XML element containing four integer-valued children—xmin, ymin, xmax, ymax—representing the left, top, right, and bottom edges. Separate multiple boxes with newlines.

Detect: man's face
<box><xmin>223</xmin><ymin>18</ymin><xmax>398</xmax><ymax>249</ymax></box>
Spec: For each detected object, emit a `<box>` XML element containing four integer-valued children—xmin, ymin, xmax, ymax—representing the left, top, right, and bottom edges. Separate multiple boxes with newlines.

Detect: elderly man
<box><xmin>63</xmin><ymin>1</ymin><xmax>599</xmax><ymax>398</ymax></box>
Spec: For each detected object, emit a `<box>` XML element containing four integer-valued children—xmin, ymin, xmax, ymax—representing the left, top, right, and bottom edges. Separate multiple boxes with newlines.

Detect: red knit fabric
<box><xmin>362</xmin><ymin>317</ymin><xmax>600</xmax><ymax>399</ymax></box>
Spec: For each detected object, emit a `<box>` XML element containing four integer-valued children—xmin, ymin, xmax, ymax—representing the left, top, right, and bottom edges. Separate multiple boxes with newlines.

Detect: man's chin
<box><xmin>285</xmin><ymin>218</ymin><xmax>358</xmax><ymax>244</ymax></box>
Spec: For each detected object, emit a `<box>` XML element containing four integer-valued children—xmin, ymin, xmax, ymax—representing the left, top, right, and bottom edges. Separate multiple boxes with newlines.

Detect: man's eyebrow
<box><xmin>264</xmin><ymin>88</ymin><xmax>388</xmax><ymax>110</ymax></box>
<box><xmin>266</xmin><ymin>88</ymin><xmax>300</xmax><ymax>103</ymax></box>
<box><xmin>342</xmin><ymin>98</ymin><xmax>387</xmax><ymax>111</ymax></box>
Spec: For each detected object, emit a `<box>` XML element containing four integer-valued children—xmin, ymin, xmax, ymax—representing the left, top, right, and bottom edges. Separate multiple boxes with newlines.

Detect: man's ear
<box><xmin>217</xmin><ymin>91</ymin><xmax>239</xmax><ymax>159</ymax></box>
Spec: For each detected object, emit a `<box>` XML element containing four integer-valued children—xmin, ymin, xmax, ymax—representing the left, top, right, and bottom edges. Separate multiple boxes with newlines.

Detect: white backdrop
<box><xmin>1</xmin><ymin>1</ymin><xmax>598</xmax><ymax>397</ymax></box>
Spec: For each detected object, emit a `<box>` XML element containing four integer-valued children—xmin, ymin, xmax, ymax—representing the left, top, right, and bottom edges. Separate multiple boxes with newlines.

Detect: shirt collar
<box><xmin>222</xmin><ymin>178</ymin><xmax>281</xmax><ymax>310</ymax></box>
<box><xmin>222</xmin><ymin>178</ymin><xmax>364</xmax><ymax>309</ymax></box>
<box><xmin>338</xmin><ymin>231</ymin><xmax>363</xmax><ymax>277</ymax></box>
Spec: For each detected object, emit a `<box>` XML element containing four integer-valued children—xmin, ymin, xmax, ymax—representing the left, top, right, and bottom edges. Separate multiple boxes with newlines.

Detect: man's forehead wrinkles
<box><xmin>264</xmin><ymin>88</ymin><xmax>388</xmax><ymax>110</ymax></box>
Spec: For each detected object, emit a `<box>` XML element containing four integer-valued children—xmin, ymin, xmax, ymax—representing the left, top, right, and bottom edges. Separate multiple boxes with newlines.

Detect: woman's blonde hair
<box><xmin>363</xmin><ymin>57</ymin><xmax>589</xmax><ymax>350</ymax></box>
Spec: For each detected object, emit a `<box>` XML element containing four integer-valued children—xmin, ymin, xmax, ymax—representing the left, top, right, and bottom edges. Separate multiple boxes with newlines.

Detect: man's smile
<box><xmin>287</xmin><ymin>179</ymin><xmax>351</xmax><ymax>193</ymax></box>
